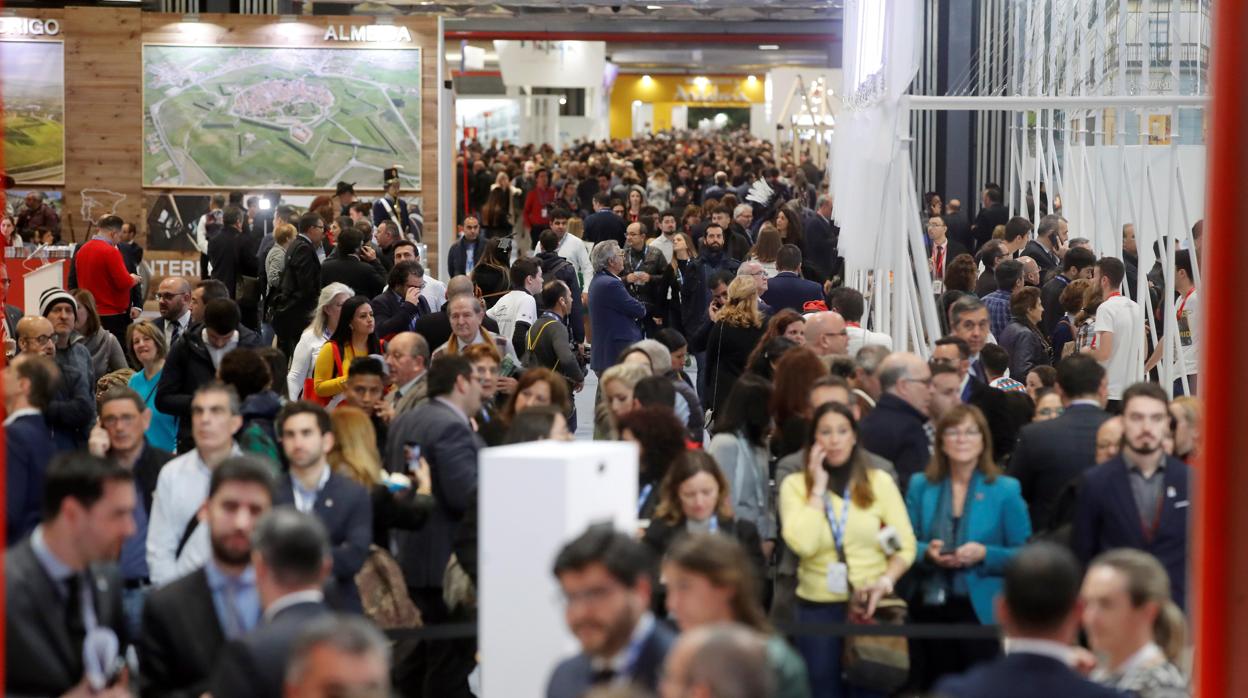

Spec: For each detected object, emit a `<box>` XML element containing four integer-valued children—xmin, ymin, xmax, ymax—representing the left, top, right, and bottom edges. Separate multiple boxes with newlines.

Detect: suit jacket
<box><xmin>447</xmin><ymin>235</ymin><xmax>488</xmax><ymax>278</ymax></box>
<box><xmin>133</xmin><ymin>441</ymin><xmax>174</xmax><ymax>517</ymax></box>
<box><xmin>320</xmin><ymin>254</ymin><xmax>387</xmax><ymax>300</ymax></box>
<box><xmin>272</xmin><ymin>235</ymin><xmax>323</xmax><ymax>341</ymax></box>
<box><xmin>387</xmin><ymin>372</ymin><xmax>429</xmax><ymax>415</ymax></box>
<box><xmin>931</xmin><ymin>238</ymin><xmax>969</xmax><ymax>271</ymax></box>
<box><xmin>138</xmin><ymin>568</ymin><xmax>226</xmax><ymax>698</ymax></box>
<box><xmin>274</xmin><ymin>472</ymin><xmax>372</xmax><ymax>612</ymax></box>
<box><xmin>905</xmin><ymin>471</ymin><xmax>1032</xmax><ymax>623</ymax></box>
<box><xmin>859</xmin><ymin>393</ymin><xmax>931</xmax><ymax>487</ymax></box>
<box><xmin>1040</xmin><ymin>274</ymin><xmax>1072</xmax><ymax>337</ymax></box>
<box><xmin>208</xmin><ymin>600</ymin><xmax>330</xmax><ymax>698</ymax></box>
<box><xmin>207</xmin><ymin>226</ymin><xmax>243</xmax><ymax>299</ymax></box>
<box><xmin>412</xmin><ymin>305</ymin><xmax>500</xmax><ymax>356</ymax></box>
<box><xmin>761</xmin><ymin>271</ymin><xmax>824</xmax><ymax>313</ymax></box>
<box><xmin>934</xmin><ymin>652</ymin><xmax>1123</xmax><ymax>698</ymax></box>
<box><xmin>971</xmin><ymin>203</ymin><xmax>1009</xmax><ymax>251</ymax></box>
<box><xmin>802</xmin><ymin>212</ymin><xmax>841</xmax><ymax>282</ymax></box>
<box><xmin>1022</xmin><ymin>239</ymin><xmax>1060</xmax><ymax>275</ymax></box>
<box><xmin>583</xmin><ymin>209</ymin><xmax>627</xmax><ymax>246</ymax></box>
<box><xmin>1008</xmin><ymin>403</ymin><xmax>1111</xmax><ymax>531</ymax></box>
<box><xmin>6</xmin><ymin>413</ymin><xmax>54</xmax><ymax>546</ymax></box>
<box><xmin>5</xmin><ymin>303</ymin><xmax>22</xmax><ymax>339</ymax></box>
<box><xmin>385</xmin><ymin>399</ymin><xmax>484</xmax><ymax>587</ymax></box>
<box><xmin>371</xmin><ymin>287</ymin><xmax>430</xmax><ymax>340</ymax></box>
<box><xmin>1072</xmin><ymin>455</ymin><xmax>1190</xmax><ymax>608</ymax></box>
<box><xmin>588</xmin><ymin>272</ymin><xmax>646</xmax><ymax>373</ymax></box>
<box><xmin>944</xmin><ymin>211</ymin><xmax>974</xmax><ymax>253</ymax></box>
<box><xmin>5</xmin><ymin>539</ymin><xmax>126</xmax><ymax>697</ymax></box>
<box><xmin>546</xmin><ymin>618</ymin><xmax>677</xmax><ymax>698</ymax></box>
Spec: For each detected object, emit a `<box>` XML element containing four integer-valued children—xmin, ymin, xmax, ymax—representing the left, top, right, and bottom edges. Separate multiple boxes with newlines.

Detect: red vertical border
<box><xmin>1194</xmin><ymin>0</ymin><xmax>1248</xmax><ymax>695</ymax></box>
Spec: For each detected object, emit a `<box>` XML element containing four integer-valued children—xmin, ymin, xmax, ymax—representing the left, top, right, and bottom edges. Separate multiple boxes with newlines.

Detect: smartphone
<box><xmin>939</xmin><ymin>549</ymin><xmax>957</xmax><ymax>557</ymax></box>
<box><xmin>403</xmin><ymin>443</ymin><xmax>422</xmax><ymax>473</ymax></box>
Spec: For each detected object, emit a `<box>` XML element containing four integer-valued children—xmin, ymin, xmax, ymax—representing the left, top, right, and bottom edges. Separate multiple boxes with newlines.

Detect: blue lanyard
<box><xmin>824</xmin><ymin>487</ymin><xmax>852</xmax><ymax>556</ymax></box>
<box><xmin>638</xmin><ymin>483</ymin><xmax>653</xmax><ymax>513</ymax></box>
<box><xmin>707</xmin><ymin>516</ymin><xmax>719</xmax><ymax>533</ymax></box>
<box><xmin>631</xmin><ymin>246</ymin><xmax>649</xmax><ymax>272</ymax></box>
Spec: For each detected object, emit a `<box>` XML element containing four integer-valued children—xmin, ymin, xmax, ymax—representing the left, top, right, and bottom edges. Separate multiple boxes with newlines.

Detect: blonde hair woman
<box><xmin>594</xmin><ymin>362</ymin><xmax>650</xmax><ymax>440</ymax></box>
<box><xmin>705</xmin><ymin>276</ymin><xmax>765</xmax><ymax>416</ymax></box>
<box><xmin>287</xmin><ymin>282</ymin><xmax>353</xmax><ymax>400</ymax></box>
<box><xmin>265</xmin><ymin>222</ymin><xmax>297</xmax><ymax>292</ymax></box>
<box><xmin>1081</xmin><ymin>549</ymin><xmax>1188</xmax><ymax>697</ymax></box>
<box><xmin>330</xmin><ymin>406</ymin><xmax>432</xmax><ymax>548</ymax></box>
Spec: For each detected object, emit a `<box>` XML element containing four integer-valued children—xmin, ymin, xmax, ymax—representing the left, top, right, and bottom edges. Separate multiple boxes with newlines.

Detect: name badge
<box><xmin>541</xmin><ymin>207</ymin><xmax>548</xmax><ymax>219</ymax></box>
<box><xmin>826</xmin><ymin>561</ymin><xmax>849</xmax><ymax>595</ymax></box>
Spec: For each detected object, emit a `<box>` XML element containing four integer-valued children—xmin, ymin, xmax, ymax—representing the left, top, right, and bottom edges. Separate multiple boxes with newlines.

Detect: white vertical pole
<box><xmin>436</xmin><ymin>16</ymin><xmax>453</xmax><ymax>280</ymax></box>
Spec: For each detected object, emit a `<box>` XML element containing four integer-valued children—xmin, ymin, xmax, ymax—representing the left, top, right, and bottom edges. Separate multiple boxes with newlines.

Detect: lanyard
<box><xmin>638</xmin><ymin>483</ymin><xmax>654</xmax><ymax>514</ymax></box>
<box><xmin>824</xmin><ymin>487</ymin><xmax>852</xmax><ymax>558</ymax></box>
<box><xmin>1176</xmin><ymin>288</ymin><xmax>1194</xmax><ymax>320</ymax></box>
<box><xmin>631</xmin><ymin>246</ymin><xmax>649</xmax><ymax>272</ymax></box>
<box><xmin>1107</xmin><ymin>291</ymin><xmax>1122</xmax><ymax>299</ymax></box>
<box><xmin>707</xmin><ymin>516</ymin><xmax>719</xmax><ymax>533</ymax></box>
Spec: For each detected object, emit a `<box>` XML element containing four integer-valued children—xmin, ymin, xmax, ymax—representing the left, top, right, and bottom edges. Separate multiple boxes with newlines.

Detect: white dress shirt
<box><xmin>146</xmin><ymin>444</ymin><xmax>243</xmax><ymax>586</ymax></box>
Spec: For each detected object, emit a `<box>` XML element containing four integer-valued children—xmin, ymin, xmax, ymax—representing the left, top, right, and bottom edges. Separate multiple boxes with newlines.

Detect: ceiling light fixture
<box><xmin>758</xmin><ymin>44</ymin><xmax>780</xmax><ymax>50</ymax></box>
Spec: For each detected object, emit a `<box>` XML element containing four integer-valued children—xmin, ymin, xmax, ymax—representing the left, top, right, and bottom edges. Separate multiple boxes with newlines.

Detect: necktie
<box><xmin>65</xmin><ymin>574</ymin><xmax>87</xmax><ymax>652</ymax></box>
<box><xmin>934</xmin><ymin>245</ymin><xmax>945</xmax><ymax>278</ymax></box>
<box><xmin>222</xmin><ymin>578</ymin><xmax>248</xmax><ymax>639</ymax></box>
<box><xmin>170</xmin><ymin>321</ymin><xmax>182</xmax><ymax>346</ymax></box>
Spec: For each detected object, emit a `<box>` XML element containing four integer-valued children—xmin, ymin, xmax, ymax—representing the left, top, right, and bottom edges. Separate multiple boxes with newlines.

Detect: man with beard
<box><xmin>37</xmin><ymin>289</ymin><xmax>96</xmax><ymax>449</ymax></box>
<box><xmin>154</xmin><ymin>276</ymin><xmax>193</xmax><ymax>349</ymax></box>
<box><xmin>547</xmin><ymin>525</ymin><xmax>676</xmax><ymax>698</ymax></box>
<box><xmin>676</xmin><ymin>224</ymin><xmax>740</xmax><ymax>340</ymax></box>
<box><xmin>1072</xmin><ymin>382</ymin><xmax>1190</xmax><ymax>609</ymax></box>
<box><xmin>139</xmin><ymin>457</ymin><xmax>274</xmax><ymax>698</ymax></box>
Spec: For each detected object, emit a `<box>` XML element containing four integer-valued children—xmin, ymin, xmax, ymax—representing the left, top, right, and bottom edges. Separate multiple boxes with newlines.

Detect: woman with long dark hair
<box><xmin>774</xmin><ymin>204</ymin><xmax>807</xmax><ymax>256</ymax></box>
<box><xmin>708</xmin><ymin>374</ymin><xmax>776</xmax><ymax>561</ymax></box>
<box><xmin>779</xmin><ymin>402</ymin><xmax>915</xmax><ymax>697</ymax></box>
<box><xmin>770</xmin><ymin>347</ymin><xmax>830</xmax><ymax>459</ymax></box>
<box><xmin>471</xmin><ymin>237</ymin><xmax>512</xmax><ymax>309</ymax></box>
<box><xmin>312</xmin><ymin>295</ymin><xmax>380</xmax><ymax>406</ymax></box>
<box><xmin>617</xmin><ymin>405</ymin><xmax>689</xmax><ymax>520</ymax></box>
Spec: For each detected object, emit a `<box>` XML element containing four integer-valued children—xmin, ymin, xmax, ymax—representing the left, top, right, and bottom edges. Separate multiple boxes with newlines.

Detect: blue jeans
<box><xmin>794</xmin><ymin>600</ymin><xmax>885</xmax><ymax>698</ymax></box>
<box><xmin>121</xmin><ymin>585</ymin><xmax>150</xmax><ymax>642</ymax></box>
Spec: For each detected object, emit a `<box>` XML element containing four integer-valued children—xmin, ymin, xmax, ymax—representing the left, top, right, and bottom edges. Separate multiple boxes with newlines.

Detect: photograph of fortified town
<box><xmin>0</xmin><ymin>40</ymin><xmax>66</xmax><ymax>184</ymax></box>
<box><xmin>142</xmin><ymin>45</ymin><xmax>422</xmax><ymax>189</ymax></box>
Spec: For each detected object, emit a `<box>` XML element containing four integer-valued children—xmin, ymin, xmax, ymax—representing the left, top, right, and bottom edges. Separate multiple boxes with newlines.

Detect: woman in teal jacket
<box><xmin>905</xmin><ymin>403</ymin><xmax>1031</xmax><ymax>690</ymax></box>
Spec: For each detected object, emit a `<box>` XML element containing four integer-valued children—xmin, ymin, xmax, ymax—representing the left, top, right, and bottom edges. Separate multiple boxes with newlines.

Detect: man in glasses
<box><xmin>272</xmin><ymin>212</ymin><xmax>326</xmax><ymax>360</ymax></box>
<box><xmin>155</xmin><ymin>276</ymin><xmax>193</xmax><ymax>349</ymax></box>
<box><xmin>859</xmin><ymin>352</ymin><xmax>934</xmax><ymax>486</ymax></box>
<box><xmin>87</xmin><ymin>387</ymin><xmax>174</xmax><ymax>637</ymax></box>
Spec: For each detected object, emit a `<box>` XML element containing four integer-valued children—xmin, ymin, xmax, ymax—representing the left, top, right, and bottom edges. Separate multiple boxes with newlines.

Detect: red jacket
<box><xmin>75</xmin><ymin>238</ymin><xmax>135</xmax><ymax>315</ymax></box>
<box><xmin>523</xmin><ymin>186</ymin><xmax>557</xmax><ymax>229</ymax></box>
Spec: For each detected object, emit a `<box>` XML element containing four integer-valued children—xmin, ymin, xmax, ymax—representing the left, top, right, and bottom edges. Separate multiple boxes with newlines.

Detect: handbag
<box><xmin>303</xmin><ymin>342</ymin><xmax>343</xmax><ymax>407</ymax></box>
<box><xmin>356</xmin><ymin>544</ymin><xmax>423</xmax><ymax>630</ymax></box>
<box><xmin>842</xmin><ymin>592</ymin><xmax>910</xmax><ymax>692</ymax></box>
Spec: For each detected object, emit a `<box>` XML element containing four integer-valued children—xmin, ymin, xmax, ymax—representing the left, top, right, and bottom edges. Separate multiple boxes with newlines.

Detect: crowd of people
<box><xmin>2</xmin><ymin>129</ymin><xmax>1201</xmax><ymax>698</ymax></box>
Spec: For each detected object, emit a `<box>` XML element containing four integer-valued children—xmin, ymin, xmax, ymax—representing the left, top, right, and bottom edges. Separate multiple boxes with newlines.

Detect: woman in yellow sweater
<box><xmin>779</xmin><ymin>401</ymin><xmax>916</xmax><ymax>697</ymax></box>
<box><xmin>313</xmin><ymin>294</ymin><xmax>381</xmax><ymax>405</ymax></box>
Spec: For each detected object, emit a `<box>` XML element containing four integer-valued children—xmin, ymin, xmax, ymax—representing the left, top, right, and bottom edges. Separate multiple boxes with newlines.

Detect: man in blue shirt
<box><xmin>985</xmin><ymin>258</ymin><xmax>1024</xmax><ymax>339</ymax></box>
<box><xmin>138</xmin><ymin>456</ymin><xmax>275</xmax><ymax>698</ymax></box>
<box><xmin>89</xmin><ymin>387</ymin><xmax>174</xmax><ymax>639</ymax></box>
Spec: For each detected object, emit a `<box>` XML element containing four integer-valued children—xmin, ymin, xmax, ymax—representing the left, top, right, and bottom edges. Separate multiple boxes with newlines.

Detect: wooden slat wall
<box><xmin>6</xmin><ymin>9</ymin><xmax>440</xmax><ymax>268</ymax></box>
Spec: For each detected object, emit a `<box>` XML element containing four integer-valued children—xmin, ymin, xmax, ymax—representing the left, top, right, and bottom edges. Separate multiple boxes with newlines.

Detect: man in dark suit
<box><xmin>803</xmin><ymin>194</ymin><xmax>841</xmax><ymax>283</ymax></box>
<box><xmin>153</xmin><ymin>276</ymin><xmax>194</xmax><ymax>350</ymax></box>
<box><xmin>933</xmin><ymin>543</ymin><xmax>1121</xmax><ymax>698</ymax></box>
<box><xmin>859</xmin><ymin>353</ymin><xmax>933</xmax><ymax>486</ymax></box>
<box><xmin>583</xmin><ymin>191</ymin><xmax>627</xmax><ymax>246</ymax></box>
<box><xmin>1</xmin><ymin>262</ymin><xmax>23</xmax><ymax>344</ymax></box>
<box><xmin>274</xmin><ymin>401</ymin><xmax>372</xmax><ymax>613</ymax></box>
<box><xmin>547</xmin><ymin>525</ymin><xmax>676</xmax><ymax>698</ymax></box>
<box><xmin>762</xmin><ymin>244</ymin><xmax>823</xmax><ymax>313</ymax></box>
<box><xmin>273</xmin><ymin>212</ymin><xmax>326</xmax><ymax>361</ymax></box>
<box><xmin>209</xmin><ymin>508</ymin><xmax>334</xmax><ymax>698</ymax></box>
<box><xmin>372</xmin><ymin>261</ymin><xmax>431</xmax><ymax>341</ymax></box>
<box><xmin>139</xmin><ymin>457</ymin><xmax>274</xmax><ymax>698</ymax></box>
<box><xmin>208</xmin><ymin>206</ymin><xmax>246</xmax><ymax>299</ymax></box>
<box><xmin>1072</xmin><ymin>383</ymin><xmax>1190</xmax><ymax>609</ymax></box>
<box><xmin>5</xmin><ymin>354</ymin><xmax>59</xmax><ymax>546</ymax></box>
<box><xmin>157</xmin><ymin>298</ymin><xmax>262</xmax><ymax>450</ymax></box>
<box><xmin>971</xmin><ymin>185</ymin><xmax>1009</xmax><ymax>251</ymax></box>
<box><xmin>447</xmin><ymin>215</ymin><xmax>488</xmax><ymax>277</ymax></box>
<box><xmin>5</xmin><ymin>452</ymin><xmax>134</xmax><ymax>697</ymax></box>
<box><xmin>1009</xmin><ymin>356</ymin><xmax>1111</xmax><ymax>532</ymax></box>
<box><xmin>588</xmin><ymin>241</ymin><xmax>647</xmax><ymax>373</ymax></box>
<box><xmin>1040</xmin><ymin>246</ymin><xmax>1096</xmax><ymax>337</ymax></box>
<box><xmin>413</xmin><ymin>280</ymin><xmax>502</xmax><ymax>354</ymax></box>
<box><xmin>926</xmin><ymin>214</ymin><xmax>968</xmax><ymax>283</ymax></box>
<box><xmin>385</xmin><ymin>355</ymin><xmax>484</xmax><ymax>615</ymax></box>
<box><xmin>320</xmin><ymin>226</ymin><xmax>387</xmax><ymax>300</ymax></box>
<box><xmin>1022</xmin><ymin>213</ymin><xmax>1065</xmax><ymax>281</ymax></box>
<box><xmin>943</xmin><ymin>197</ymin><xmax>975</xmax><ymax>253</ymax></box>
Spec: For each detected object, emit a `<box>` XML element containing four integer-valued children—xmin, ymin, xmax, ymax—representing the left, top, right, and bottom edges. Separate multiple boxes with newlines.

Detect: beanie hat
<box><xmin>39</xmin><ymin>287</ymin><xmax>77</xmax><ymax>317</ymax></box>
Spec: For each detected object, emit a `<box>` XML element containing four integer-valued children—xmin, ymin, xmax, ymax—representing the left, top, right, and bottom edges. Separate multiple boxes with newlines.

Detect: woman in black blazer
<box><xmin>704</xmin><ymin>275</ymin><xmax>766</xmax><ymax>417</ymax></box>
<box><xmin>642</xmin><ymin>451</ymin><xmax>766</xmax><ymax>614</ymax></box>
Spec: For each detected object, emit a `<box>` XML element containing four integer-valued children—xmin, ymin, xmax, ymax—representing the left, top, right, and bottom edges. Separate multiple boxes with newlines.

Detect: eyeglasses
<box><xmin>22</xmin><ymin>334</ymin><xmax>54</xmax><ymax>345</ymax></box>
<box><xmin>943</xmin><ymin>428</ymin><xmax>982</xmax><ymax>440</ymax></box>
<box><xmin>901</xmin><ymin>376</ymin><xmax>933</xmax><ymax>387</ymax></box>
<box><xmin>560</xmin><ymin>585</ymin><xmax>618</xmax><ymax>608</ymax></box>
<box><xmin>155</xmin><ymin>292</ymin><xmax>187</xmax><ymax>301</ymax></box>
<box><xmin>1037</xmin><ymin>407</ymin><xmax>1064</xmax><ymax>418</ymax></box>
<box><xmin>101</xmin><ymin>413</ymin><xmax>139</xmax><ymax>428</ymax></box>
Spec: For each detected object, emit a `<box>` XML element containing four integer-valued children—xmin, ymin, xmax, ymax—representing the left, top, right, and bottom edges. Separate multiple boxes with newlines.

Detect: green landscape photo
<box><xmin>1</xmin><ymin>40</ymin><xmax>66</xmax><ymax>185</ymax></box>
<box><xmin>142</xmin><ymin>45</ymin><xmax>422</xmax><ymax>189</ymax></box>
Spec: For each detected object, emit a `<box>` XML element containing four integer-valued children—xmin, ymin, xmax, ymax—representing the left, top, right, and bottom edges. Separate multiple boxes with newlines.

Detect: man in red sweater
<box><xmin>75</xmin><ymin>214</ymin><xmax>141</xmax><ymax>346</ymax></box>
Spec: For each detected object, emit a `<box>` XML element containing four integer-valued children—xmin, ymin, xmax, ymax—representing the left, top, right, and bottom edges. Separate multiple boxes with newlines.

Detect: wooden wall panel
<box><xmin>6</xmin><ymin>9</ymin><xmax>441</xmax><ymax>269</ymax></box>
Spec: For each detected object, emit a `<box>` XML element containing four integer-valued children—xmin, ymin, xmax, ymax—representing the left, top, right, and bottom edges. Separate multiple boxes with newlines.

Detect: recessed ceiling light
<box><xmin>759</xmin><ymin>44</ymin><xmax>780</xmax><ymax>50</ymax></box>
<box><xmin>647</xmin><ymin>4</ymin><xmax>662</xmax><ymax>9</ymax></box>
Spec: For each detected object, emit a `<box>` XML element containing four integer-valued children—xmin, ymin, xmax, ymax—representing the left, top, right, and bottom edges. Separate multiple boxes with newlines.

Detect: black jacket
<box><xmin>535</xmin><ymin>251</ymin><xmax>586</xmax><ymax>344</ymax></box>
<box><xmin>971</xmin><ymin>203</ymin><xmax>1009</xmax><ymax>251</ymax></box>
<box><xmin>132</xmin><ymin>442</ymin><xmax>174</xmax><ymax>516</ymax></box>
<box><xmin>1039</xmin><ymin>273</ymin><xmax>1072</xmax><ymax>336</ymax></box>
<box><xmin>1007</xmin><ymin>403</ymin><xmax>1111</xmax><ymax>531</ymax></box>
<box><xmin>5</xmin><ymin>539</ymin><xmax>125</xmax><ymax>697</ymax></box>
<box><xmin>762</xmin><ymin>271</ymin><xmax>824</xmax><ymax>314</ymax></box>
<box><xmin>1021</xmin><ymin>239</ymin><xmax>1059</xmax><ymax>277</ymax></box>
<box><xmin>802</xmin><ymin>211</ymin><xmax>841</xmax><ymax>282</ymax></box>
<box><xmin>447</xmin><ymin>236</ymin><xmax>488</xmax><ymax>278</ymax></box>
<box><xmin>859</xmin><ymin>393</ymin><xmax>931</xmax><ymax>487</ymax></box>
<box><xmin>943</xmin><ymin>210</ymin><xmax>974</xmax><ymax>253</ymax></box>
<box><xmin>209</xmin><ymin>600</ymin><xmax>331</xmax><ymax>698</ymax></box>
<box><xmin>371</xmin><ymin>287</ymin><xmax>430</xmax><ymax>341</ymax></box>
<box><xmin>273</xmin><ymin>472</ymin><xmax>373</xmax><ymax>613</ymax></box>
<box><xmin>704</xmin><ymin>322</ymin><xmax>765</xmax><ymax>415</ymax></box>
<box><xmin>156</xmin><ymin>324</ymin><xmax>263</xmax><ymax>446</ymax></box>
<box><xmin>413</xmin><ymin>305</ymin><xmax>499</xmax><ymax>354</ymax></box>
<box><xmin>138</xmin><ymin>568</ymin><xmax>227</xmax><ymax>698</ymax></box>
<box><xmin>583</xmin><ymin>209</ymin><xmax>627</xmax><ymax>246</ymax></box>
<box><xmin>208</xmin><ymin>226</ymin><xmax>244</xmax><ymax>298</ymax></box>
<box><xmin>320</xmin><ymin>254</ymin><xmax>386</xmax><ymax>301</ymax></box>
<box><xmin>272</xmin><ymin>235</ymin><xmax>322</xmax><ymax>341</ymax></box>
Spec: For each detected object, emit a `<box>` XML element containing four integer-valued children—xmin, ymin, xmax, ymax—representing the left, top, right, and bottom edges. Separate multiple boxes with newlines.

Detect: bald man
<box><xmin>803</xmin><ymin>311</ymin><xmax>849</xmax><ymax>357</ymax></box>
<box><xmin>859</xmin><ymin>352</ymin><xmax>934</xmax><ymax>484</ymax></box>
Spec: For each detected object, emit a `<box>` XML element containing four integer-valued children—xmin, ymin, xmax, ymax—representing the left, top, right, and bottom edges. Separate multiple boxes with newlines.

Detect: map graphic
<box><xmin>142</xmin><ymin>45</ymin><xmax>422</xmax><ymax>189</ymax></box>
<box><xmin>1</xmin><ymin>40</ymin><xmax>66</xmax><ymax>184</ymax></box>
